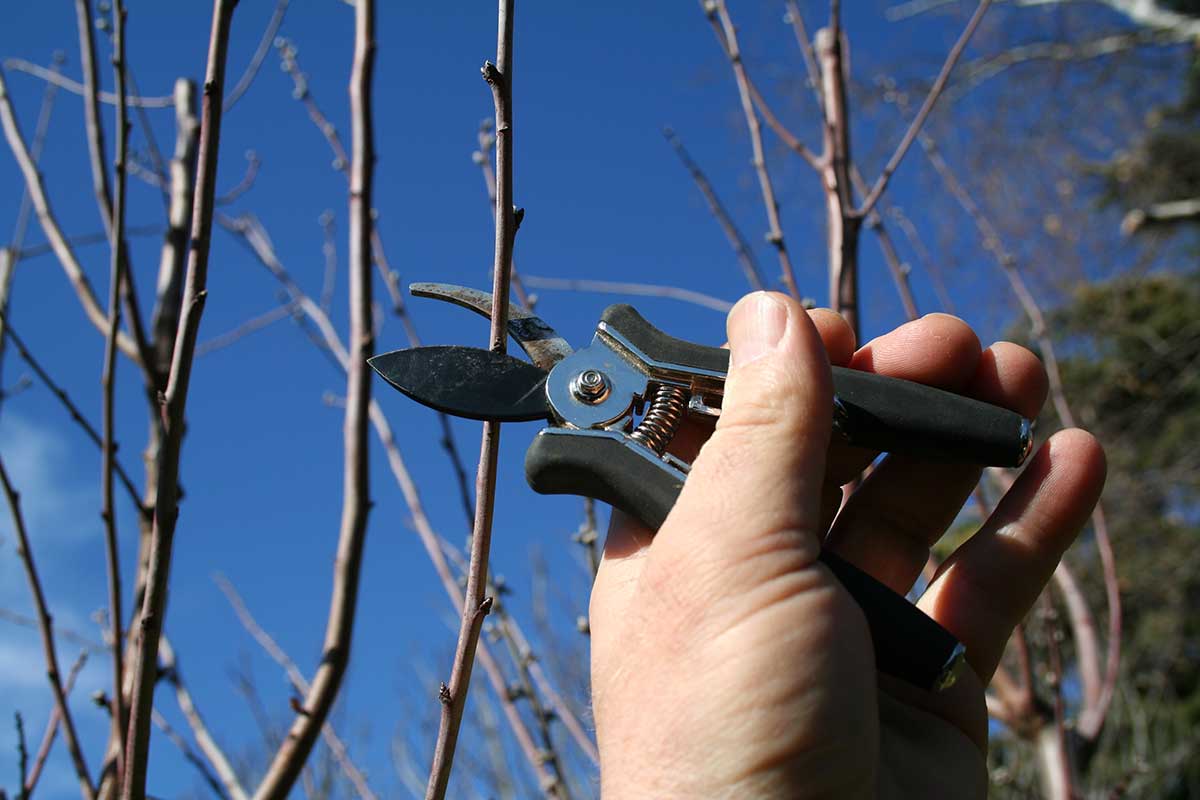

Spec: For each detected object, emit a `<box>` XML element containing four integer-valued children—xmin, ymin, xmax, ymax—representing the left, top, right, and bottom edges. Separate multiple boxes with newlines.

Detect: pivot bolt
<box><xmin>570</xmin><ymin>369</ymin><xmax>610</xmax><ymax>404</ymax></box>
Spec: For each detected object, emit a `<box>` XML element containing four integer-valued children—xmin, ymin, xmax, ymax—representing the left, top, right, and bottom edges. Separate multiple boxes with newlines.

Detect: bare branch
<box><xmin>662</xmin><ymin>127</ymin><xmax>765</xmax><ymax>291</ymax></box>
<box><xmin>473</xmin><ymin>120</ymin><xmax>533</xmax><ymax>310</ymax></box>
<box><xmin>855</xmin><ymin>0</ymin><xmax>992</xmax><ymax>219</ymax></box>
<box><xmin>817</xmin><ymin>27</ymin><xmax>862</xmax><ymax>341</ymax></box>
<box><xmin>212</xmin><ymin>577</ymin><xmax>378</xmax><ymax>800</ymax></box>
<box><xmin>223</xmin><ymin>213</ymin><xmax>571</xmax><ymax>789</ymax></box>
<box><xmin>159</xmin><ymin>637</ymin><xmax>248</xmax><ymax>800</ymax></box>
<box><xmin>1</xmin><ymin>53</ymin><xmax>61</xmax><ymax>421</ymax></box>
<box><xmin>150</xmin><ymin>710</ymin><xmax>232</xmax><ymax>800</ymax></box>
<box><xmin>918</xmin><ymin>128</ymin><xmax>1121</xmax><ymax>742</ymax></box>
<box><xmin>742</xmin><ymin>78</ymin><xmax>823</xmax><ymax>171</ymax></box>
<box><xmin>252</xmin><ymin>3</ymin><xmax>374</xmax><ymax>797</ymax></box>
<box><xmin>1122</xmin><ymin>197</ymin><xmax>1200</xmax><ymax>234</ymax></box>
<box><xmin>427</xmin><ymin>1</ymin><xmax>521</xmax><ymax>794</ymax></box>
<box><xmin>76</xmin><ymin>0</ymin><xmax>114</xmax><ymax>233</ymax></box>
<box><xmin>703</xmin><ymin>0</ymin><xmax>802</xmax><ymax>299</ymax></box>
<box><xmin>948</xmin><ymin>27</ymin><xmax>1192</xmax><ymax>102</ymax></box>
<box><xmin>5</xmin><ymin>52</ymin><xmax>61</xmax><ymax>252</ymax></box>
<box><xmin>24</xmin><ymin>651</ymin><xmax>88</xmax><ymax>796</ymax></box>
<box><xmin>522</xmin><ymin>274</ymin><xmax>733</xmax><ymax>312</ymax></box>
<box><xmin>0</xmin><ymin>317</ymin><xmax>146</xmax><ymax>513</ymax></box>
<box><xmin>215</xmin><ymin>150</ymin><xmax>261</xmax><ymax>206</ymax></box>
<box><xmin>886</xmin><ymin>205</ymin><xmax>957</xmax><ymax>314</ymax></box>
<box><xmin>1052</xmin><ymin>562</ymin><xmax>1102</xmax><ymax>715</ymax></box>
<box><xmin>850</xmin><ymin>167</ymin><xmax>919</xmax><ymax>321</ymax></box>
<box><xmin>196</xmin><ymin>302</ymin><xmax>296</xmax><ymax>357</ymax></box>
<box><xmin>275</xmin><ymin>35</ymin><xmax>427</xmax><ymax>353</ymax></box>
<box><xmin>0</xmin><ymin>66</ymin><xmax>140</xmax><ymax>361</ymax></box>
<box><xmin>151</xmin><ymin>79</ymin><xmax>199</xmax><ymax>379</ymax></box>
<box><xmin>319</xmin><ymin>211</ymin><xmax>337</xmax><ymax>311</ymax></box>
<box><xmin>2</xmin><ymin>57</ymin><xmax>174</xmax><ymax>107</ymax></box>
<box><xmin>77</xmin><ymin>0</ymin><xmax>158</xmax><ymax>385</ymax></box>
<box><xmin>122</xmin><ymin>2</ymin><xmax>238</xmax><ymax>796</ymax></box>
<box><xmin>783</xmin><ymin>1</ymin><xmax>825</xmax><ymax>113</ymax></box>
<box><xmin>224</xmin><ymin>0</ymin><xmax>290</xmax><ymax>111</ymax></box>
<box><xmin>101</xmin><ymin>0</ymin><xmax>132</xmax><ymax>779</ymax></box>
<box><xmin>0</xmin><ymin>457</ymin><xmax>95</xmax><ymax>799</ymax></box>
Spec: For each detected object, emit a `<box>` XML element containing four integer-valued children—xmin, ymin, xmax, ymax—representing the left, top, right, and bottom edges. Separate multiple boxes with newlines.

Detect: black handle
<box><xmin>526</xmin><ymin>429</ymin><xmax>964</xmax><ymax>691</ymax></box>
<box><xmin>600</xmin><ymin>303</ymin><xmax>1031</xmax><ymax>467</ymax></box>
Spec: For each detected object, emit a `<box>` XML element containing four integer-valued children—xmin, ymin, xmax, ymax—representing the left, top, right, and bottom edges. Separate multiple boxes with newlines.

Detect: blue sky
<box><xmin>0</xmin><ymin>1</ymin><xmax>1167</xmax><ymax>797</ymax></box>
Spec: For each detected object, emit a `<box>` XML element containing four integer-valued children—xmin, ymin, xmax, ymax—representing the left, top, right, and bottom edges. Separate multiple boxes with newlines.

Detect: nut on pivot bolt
<box><xmin>570</xmin><ymin>369</ymin><xmax>610</xmax><ymax>404</ymax></box>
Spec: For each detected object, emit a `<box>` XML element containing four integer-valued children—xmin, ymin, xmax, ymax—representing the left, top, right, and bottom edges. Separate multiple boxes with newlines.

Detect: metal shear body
<box><xmin>370</xmin><ymin>283</ymin><xmax>1035</xmax><ymax>692</ymax></box>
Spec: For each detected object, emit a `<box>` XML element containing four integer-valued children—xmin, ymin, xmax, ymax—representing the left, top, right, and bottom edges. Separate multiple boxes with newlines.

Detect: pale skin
<box><xmin>590</xmin><ymin>292</ymin><xmax>1106</xmax><ymax>798</ymax></box>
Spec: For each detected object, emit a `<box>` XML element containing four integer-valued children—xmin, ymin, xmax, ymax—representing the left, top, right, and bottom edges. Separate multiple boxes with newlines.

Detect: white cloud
<box><xmin>0</xmin><ymin>413</ymin><xmax>101</xmax><ymax>550</ymax></box>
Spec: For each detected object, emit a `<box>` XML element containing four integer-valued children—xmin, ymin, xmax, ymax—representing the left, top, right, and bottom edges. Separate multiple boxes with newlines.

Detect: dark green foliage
<box><xmin>1019</xmin><ymin>271</ymin><xmax>1200</xmax><ymax>797</ymax></box>
<box><xmin>1102</xmin><ymin>46</ymin><xmax>1200</xmax><ymax>230</ymax></box>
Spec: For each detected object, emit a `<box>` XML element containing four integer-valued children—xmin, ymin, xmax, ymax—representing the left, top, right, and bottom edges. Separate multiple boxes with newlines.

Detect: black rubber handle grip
<box><xmin>600</xmin><ymin>303</ymin><xmax>1030</xmax><ymax>467</ymax></box>
<box><xmin>526</xmin><ymin>429</ymin><xmax>963</xmax><ymax>691</ymax></box>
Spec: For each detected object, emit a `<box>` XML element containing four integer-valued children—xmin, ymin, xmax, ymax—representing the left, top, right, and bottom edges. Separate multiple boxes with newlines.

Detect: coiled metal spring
<box><xmin>630</xmin><ymin>384</ymin><xmax>689</xmax><ymax>455</ymax></box>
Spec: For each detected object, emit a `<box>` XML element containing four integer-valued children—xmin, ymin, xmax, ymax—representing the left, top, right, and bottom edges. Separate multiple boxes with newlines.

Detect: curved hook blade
<box><xmin>410</xmin><ymin>282</ymin><xmax>573</xmax><ymax>371</ymax></box>
<box><xmin>369</xmin><ymin>345</ymin><xmax>550</xmax><ymax>422</ymax></box>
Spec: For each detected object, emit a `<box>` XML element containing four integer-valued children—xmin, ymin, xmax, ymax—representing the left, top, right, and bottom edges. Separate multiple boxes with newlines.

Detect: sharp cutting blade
<box><xmin>368</xmin><ymin>346</ymin><xmax>551</xmax><ymax>422</ymax></box>
<box><xmin>410</xmin><ymin>282</ymin><xmax>574</xmax><ymax>371</ymax></box>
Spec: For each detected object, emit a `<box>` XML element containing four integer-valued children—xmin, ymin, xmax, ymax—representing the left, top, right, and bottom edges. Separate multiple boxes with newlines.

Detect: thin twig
<box><xmin>224</xmin><ymin>0</ymin><xmax>290</xmax><ymax>111</ymax></box>
<box><xmin>855</xmin><ymin>0</ymin><xmax>992</xmax><ymax>218</ymax></box>
<box><xmin>472</xmin><ymin>120</ymin><xmax>532</xmax><ymax>309</ymax></box>
<box><xmin>12</xmin><ymin>223</ymin><xmax>162</xmax><ymax>263</ymax></box>
<box><xmin>24</xmin><ymin>651</ymin><xmax>88</xmax><ymax>796</ymax></box>
<box><xmin>101</xmin><ymin>0</ymin><xmax>131</xmax><ymax>781</ymax></box>
<box><xmin>522</xmin><ymin>274</ymin><xmax>732</xmax><ymax>312</ymax></box>
<box><xmin>122</xmin><ymin>3</ymin><xmax>237</xmax><ymax>796</ymax></box>
<box><xmin>76</xmin><ymin>0</ymin><xmax>157</xmax><ymax>383</ymax></box>
<box><xmin>662</xmin><ymin>127</ymin><xmax>765</xmax><ymax>291</ymax></box>
<box><xmin>2</xmin><ymin>57</ymin><xmax>174</xmax><ymax>107</ymax></box>
<box><xmin>428</xmin><ymin>3</ymin><xmax>525</xmax><ymax>795</ymax></box>
<box><xmin>1052</xmin><ymin>562</ymin><xmax>1101</xmax><ymax>716</ymax></box>
<box><xmin>1041</xmin><ymin>597</ymin><xmax>1078</xmax><ymax>797</ymax></box>
<box><xmin>252</xmin><ymin>3</ymin><xmax>373</xmax><ymax>797</ymax></box>
<box><xmin>1</xmin><ymin>52</ymin><xmax>62</xmax><ymax>422</ymax></box>
<box><xmin>703</xmin><ymin>0</ymin><xmax>801</xmax><ymax>299</ymax></box>
<box><xmin>215</xmin><ymin>150</ymin><xmax>261</xmax><ymax>205</ymax></box>
<box><xmin>221</xmin><ymin>214</ymin><xmax>573</xmax><ymax>788</ymax></box>
<box><xmin>783</xmin><ymin>1</ymin><xmax>824</xmax><ymax>112</ymax></box>
<box><xmin>212</xmin><ymin>577</ymin><xmax>378</xmax><ymax>800</ymax></box>
<box><xmin>0</xmin><ymin>66</ymin><xmax>140</xmax><ymax>361</ymax></box>
<box><xmin>850</xmin><ymin>167</ymin><xmax>919</xmax><ymax>321</ymax></box>
<box><xmin>15</xmin><ymin>713</ymin><xmax>27</xmax><ymax>795</ymax></box>
<box><xmin>319</xmin><ymin>211</ymin><xmax>337</xmax><ymax>312</ymax></box>
<box><xmin>5</xmin><ymin>52</ymin><xmax>61</xmax><ymax>253</ymax></box>
<box><xmin>1122</xmin><ymin>197</ymin><xmax>1200</xmax><ymax>235</ymax></box>
<box><xmin>150</xmin><ymin>710</ymin><xmax>232</xmax><ymax>800</ymax></box>
<box><xmin>196</xmin><ymin>302</ymin><xmax>296</xmax><ymax>357</ymax></box>
<box><xmin>0</xmin><ymin>457</ymin><xmax>95</xmax><ymax>799</ymax></box>
<box><xmin>886</xmin><ymin>204</ymin><xmax>956</xmax><ymax>314</ymax></box>
<box><xmin>159</xmin><ymin>636</ymin><xmax>248</xmax><ymax>800</ymax></box>
<box><xmin>743</xmin><ymin>77</ymin><xmax>822</xmax><ymax>171</ymax></box>
<box><xmin>76</xmin><ymin>0</ymin><xmax>114</xmax><ymax>234</ymax></box>
<box><xmin>917</xmin><ymin>126</ymin><xmax>1121</xmax><ymax>743</ymax></box>
<box><xmin>0</xmin><ymin>316</ymin><xmax>146</xmax><ymax>513</ymax></box>
<box><xmin>575</xmin><ymin>499</ymin><xmax>600</xmax><ymax>579</ymax></box>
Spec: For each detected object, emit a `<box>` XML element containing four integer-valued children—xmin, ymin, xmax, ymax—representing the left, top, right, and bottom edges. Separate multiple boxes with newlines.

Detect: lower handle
<box><xmin>526</xmin><ymin>429</ymin><xmax>965</xmax><ymax>691</ymax></box>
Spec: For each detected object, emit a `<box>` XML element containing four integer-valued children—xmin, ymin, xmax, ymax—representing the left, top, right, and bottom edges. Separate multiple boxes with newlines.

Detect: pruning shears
<box><xmin>369</xmin><ymin>283</ymin><xmax>1035</xmax><ymax>692</ymax></box>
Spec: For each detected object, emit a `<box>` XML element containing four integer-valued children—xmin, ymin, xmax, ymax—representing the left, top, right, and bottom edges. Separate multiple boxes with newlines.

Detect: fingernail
<box><xmin>729</xmin><ymin>292</ymin><xmax>788</xmax><ymax>369</ymax></box>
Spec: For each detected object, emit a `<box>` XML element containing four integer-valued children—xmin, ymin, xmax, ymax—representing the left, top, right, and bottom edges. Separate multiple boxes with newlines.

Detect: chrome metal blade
<box><xmin>410</xmin><ymin>282</ymin><xmax>574</xmax><ymax>371</ymax></box>
<box><xmin>368</xmin><ymin>345</ymin><xmax>550</xmax><ymax>422</ymax></box>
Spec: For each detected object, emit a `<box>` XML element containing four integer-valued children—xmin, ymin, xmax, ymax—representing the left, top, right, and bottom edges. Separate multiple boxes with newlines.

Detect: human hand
<box><xmin>589</xmin><ymin>292</ymin><xmax>1106</xmax><ymax>798</ymax></box>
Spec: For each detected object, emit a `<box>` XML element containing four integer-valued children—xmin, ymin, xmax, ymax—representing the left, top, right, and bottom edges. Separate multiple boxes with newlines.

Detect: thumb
<box><xmin>656</xmin><ymin>291</ymin><xmax>833</xmax><ymax>584</ymax></box>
